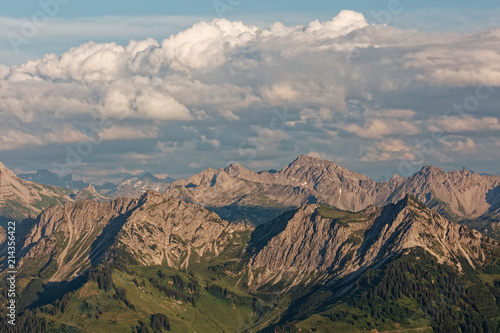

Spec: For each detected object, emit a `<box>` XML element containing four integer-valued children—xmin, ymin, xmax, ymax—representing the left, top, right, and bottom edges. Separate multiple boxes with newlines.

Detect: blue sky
<box><xmin>1</xmin><ymin>0</ymin><xmax>500</xmax><ymax>65</ymax></box>
<box><xmin>0</xmin><ymin>2</ymin><xmax>500</xmax><ymax>182</ymax></box>
<box><xmin>2</xmin><ymin>0</ymin><xmax>499</xmax><ymax>18</ymax></box>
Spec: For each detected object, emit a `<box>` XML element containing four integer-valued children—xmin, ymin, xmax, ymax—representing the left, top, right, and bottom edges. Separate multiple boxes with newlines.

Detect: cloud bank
<box><xmin>0</xmin><ymin>10</ymin><xmax>499</xmax><ymax>181</ymax></box>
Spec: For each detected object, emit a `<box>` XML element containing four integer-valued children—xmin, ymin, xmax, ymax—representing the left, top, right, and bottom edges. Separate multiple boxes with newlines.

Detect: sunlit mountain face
<box><xmin>1</xmin><ymin>2</ymin><xmax>500</xmax><ymax>332</ymax></box>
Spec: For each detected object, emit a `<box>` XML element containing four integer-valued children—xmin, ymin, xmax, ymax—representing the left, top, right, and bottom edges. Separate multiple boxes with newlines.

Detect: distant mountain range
<box><xmin>99</xmin><ymin>172</ymin><xmax>175</xmax><ymax>198</ymax></box>
<box><xmin>3</xmin><ymin>156</ymin><xmax>500</xmax><ymax>241</ymax></box>
<box><xmin>1</xmin><ymin>156</ymin><xmax>500</xmax><ymax>331</ymax></box>
<box><xmin>0</xmin><ymin>162</ymin><xmax>73</xmax><ymax>227</ymax></box>
<box><xmin>165</xmin><ymin>155</ymin><xmax>500</xmax><ymax>240</ymax></box>
<box><xmin>18</xmin><ymin>169</ymin><xmax>176</xmax><ymax>198</ymax></box>
<box><xmin>18</xmin><ymin>169</ymin><xmax>88</xmax><ymax>191</ymax></box>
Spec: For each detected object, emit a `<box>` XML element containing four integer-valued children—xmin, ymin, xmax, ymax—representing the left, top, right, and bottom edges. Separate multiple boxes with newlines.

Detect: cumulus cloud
<box><xmin>0</xmin><ymin>127</ymin><xmax>89</xmax><ymax>151</ymax></box>
<box><xmin>1</xmin><ymin>10</ymin><xmax>500</xmax><ymax>180</ymax></box>
<box><xmin>345</xmin><ymin>119</ymin><xmax>421</xmax><ymax>139</ymax></box>
<box><xmin>442</xmin><ymin>137</ymin><xmax>477</xmax><ymax>154</ymax></box>
<box><xmin>428</xmin><ymin>116</ymin><xmax>500</xmax><ymax>133</ymax></box>
<box><xmin>360</xmin><ymin>139</ymin><xmax>417</xmax><ymax>162</ymax></box>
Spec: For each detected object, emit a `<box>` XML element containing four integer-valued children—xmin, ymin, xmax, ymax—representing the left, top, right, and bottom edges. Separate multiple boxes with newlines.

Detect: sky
<box><xmin>0</xmin><ymin>1</ymin><xmax>499</xmax><ymax>182</ymax></box>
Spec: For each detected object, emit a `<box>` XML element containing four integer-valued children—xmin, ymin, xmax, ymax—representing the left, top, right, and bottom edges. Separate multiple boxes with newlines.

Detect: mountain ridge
<box><xmin>1</xmin><ymin>190</ymin><xmax>499</xmax><ymax>332</ymax></box>
<box><xmin>165</xmin><ymin>155</ymin><xmax>500</xmax><ymax>231</ymax></box>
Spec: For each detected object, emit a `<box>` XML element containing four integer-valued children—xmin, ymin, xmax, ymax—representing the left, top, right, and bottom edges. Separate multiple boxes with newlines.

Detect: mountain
<box><xmin>72</xmin><ymin>184</ymin><xmax>109</xmax><ymax>203</ymax></box>
<box><xmin>18</xmin><ymin>169</ymin><xmax>176</xmax><ymax>199</ymax></box>
<box><xmin>166</xmin><ymin>155</ymin><xmax>500</xmax><ymax>235</ymax></box>
<box><xmin>18</xmin><ymin>169</ymin><xmax>88</xmax><ymax>191</ymax></box>
<box><xmin>0</xmin><ymin>162</ymin><xmax>73</xmax><ymax>226</ymax></box>
<box><xmin>101</xmin><ymin>173</ymin><xmax>174</xmax><ymax>198</ymax></box>
<box><xmin>248</xmin><ymin>195</ymin><xmax>490</xmax><ymax>288</ymax></box>
<box><xmin>0</xmin><ymin>226</ymin><xmax>4</xmax><ymax>244</ymax></box>
<box><xmin>1</xmin><ymin>192</ymin><xmax>499</xmax><ymax>332</ymax></box>
<box><xmin>11</xmin><ymin>191</ymin><xmax>252</xmax><ymax>282</ymax></box>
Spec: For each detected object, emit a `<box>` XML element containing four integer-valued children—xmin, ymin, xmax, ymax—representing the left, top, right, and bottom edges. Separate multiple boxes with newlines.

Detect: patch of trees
<box><xmin>0</xmin><ymin>308</ymin><xmax>47</xmax><ymax>333</ymax></box>
<box><xmin>88</xmin><ymin>265</ymin><xmax>114</xmax><ymax>291</ymax></box>
<box><xmin>133</xmin><ymin>313</ymin><xmax>171</xmax><ymax>333</ymax></box>
<box><xmin>151</xmin><ymin>313</ymin><xmax>171</xmax><ymax>332</ymax></box>
<box><xmin>349</xmin><ymin>250</ymin><xmax>500</xmax><ymax>333</ymax></box>
<box><xmin>206</xmin><ymin>283</ymin><xmax>232</xmax><ymax>300</ymax></box>
<box><xmin>113</xmin><ymin>287</ymin><xmax>135</xmax><ymax>310</ymax></box>
<box><xmin>273</xmin><ymin>321</ymin><xmax>297</xmax><ymax>332</ymax></box>
<box><xmin>78</xmin><ymin>300</ymin><xmax>103</xmax><ymax>319</ymax></box>
<box><xmin>40</xmin><ymin>293</ymin><xmax>72</xmax><ymax>315</ymax></box>
<box><xmin>149</xmin><ymin>275</ymin><xmax>197</xmax><ymax>306</ymax></box>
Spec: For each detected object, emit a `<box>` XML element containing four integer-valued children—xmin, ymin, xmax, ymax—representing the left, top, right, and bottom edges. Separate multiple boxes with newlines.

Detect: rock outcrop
<box><xmin>101</xmin><ymin>173</ymin><xmax>174</xmax><ymax>198</ymax></box>
<box><xmin>14</xmin><ymin>191</ymin><xmax>253</xmax><ymax>282</ymax></box>
<box><xmin>166</xmin><ymin>155</ymin><xmax>500</xmax><ymax>226</ymax></box>
<box><xmin>0</xmin><ymin>162</ymin><xmax>73</xmax><ymax>223</ymax></box>
<box><xmin>247</xmin><ymin>195</ymin><xmax>495</xmax><ymax>288</ymax></box>
<box><xmin>73</xmin><ymin>184</ymin><xmax>109</xmax><ymax>202</ymax></box>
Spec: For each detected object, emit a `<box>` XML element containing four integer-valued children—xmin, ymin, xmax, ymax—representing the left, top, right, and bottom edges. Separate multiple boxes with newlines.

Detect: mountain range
<box><xmin>165</xmin><ymin>155</ymin><xmax>500</xmax><ymax>239</ymax></box>
<box><xmin>18</xmin><ymin>169</ymin><xmax>175</xmax><ymax>198</ymax></box>
<box><xmin>0</xmin><ymin>156</ymin><xmax>500</xmax><ymax>332</ymax></box>
<box><xmin>0</xmin><ymin>162</ymin><xmax>73</xmax><ymax>227</ymax></box>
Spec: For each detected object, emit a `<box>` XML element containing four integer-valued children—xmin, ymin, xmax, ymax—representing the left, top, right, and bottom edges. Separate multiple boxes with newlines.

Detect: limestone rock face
<box><xmin>0</xmin><ymin>226</ymin><xmax>5</xmax><ymax>245</ymax></box>
<box><xmin>4</xmin><ymin>191</ymin><xmax>497</xmax><ymax>294</ymax></box>
<box><xmin>113</xmin><ymin>191</ymin><xmax>251</xmax><ymax>268</ymax></box>
<box><xmin>165</xmin><ymin>155</ymin><xmax>500</xmax><ymax>225</ymax></box>
<box><xmin>13</xmin><ymin>191</ymin><xmax>253</xmax><ymax>282</ymax></box>
<box><xmin>73</xmin><ymin>184</ymin><xmax>109</xmax><ymax>202</ymax></box>
<box><xmin>247</xmin><ymin>195</ymin><xmax>495</xmax><ymax>289</ymax></box>
<box><xmin>0</xmin><ymin>161</ymin><xmax>73</xmax><ymax>222</ymax></box>
<box><xmin>101</xmin><ymin>173</ymin><xmax>173</xmax><ymax>198</ymax></box>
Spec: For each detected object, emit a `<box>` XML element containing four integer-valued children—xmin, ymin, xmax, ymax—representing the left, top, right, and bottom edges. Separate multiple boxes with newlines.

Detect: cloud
<box><xmin>442</xmin><ymin>137</ymin><xmax>477</xmax><ymax>154</ymax></box>
<box><xmin>1</xmin><ymin>10</ymin><xmax>500</xmax><ymax>180</ymax></box>
<box><xmin>133</xmin><ymin>90</ymin><xmax>192</xmax><ymax>121</ymax></box>
<box><xmin>345</xmin><ymin>119</ymin><xmax>421</xmax><ymax>139</ymax></box>
<box><xmin>0</xmin><ymin>127</ymin><xmax>89</xmax><ymax>151</ymax></box>
<box><xmin>428</xmin><ymin>116</ymin><xmax>500</xmax><ymax>133</ymax></box>
<box><xmin>360</xmin><ymin>139</ymin><xmax>416</xmax><ymax>162</ymax></box>
<box><xmin>100</xmin><ymin>125</ymin><xmax>159</xmax><ymax>140</ymax></box>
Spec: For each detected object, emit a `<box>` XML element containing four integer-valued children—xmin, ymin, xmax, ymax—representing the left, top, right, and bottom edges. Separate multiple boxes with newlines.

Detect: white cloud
<box><xmin>133</xmin><ymin>90</ymin><xmax>192</xmax><ymax>121</ymax></box>
<box><xmin>428</xmin><ymin>116</ymin><xmax>500</xmax><ymax>133</ymax></box>
<box><xmin>360</xmin><ymin>139</ymin><xmax>416</xmax><ymax>162</ymax></box>
<box><xmin>100</xmin><ymin>125</ymin><xmax>159</xmax><ymax>141</ymax></box>
<box><xmin>1</xmin><ymin>11</ymin><xmax>500</xmax><ymax>179</ymax></box>
<box><xmin>345</xmin><ymin>119</ymin><xmax>421</xmax><ymax>139</ymax></box>
<box><xmin>442</xmin><ymin>137</ymin><xmax>477</xmax><ymax>154</ymax></box>
<box><xmin>0</xmin><ymin>127</ymin><xmax>89</xmax><ymax>151</ymax></box>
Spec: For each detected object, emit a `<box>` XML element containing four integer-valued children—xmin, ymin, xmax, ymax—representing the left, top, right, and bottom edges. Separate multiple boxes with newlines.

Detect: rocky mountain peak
<box><xmin>389</xmin><ymin>173</ymin><xmax>402</xmax><ymax>181</ymax></box>
<box><xmin>14</xmin><ymin>190</ymin><xmax>254</xmax><ymax>281</ymax></box>
<box><xmin>73</xmin><ymin>183</ymin><xmax>108</xmax><ymax>202</ymax></box>
<box><xmin>0</xmin><ymin>161</ymin><xmax>15</xmax><ymax>177</ymax></box>
<box><xmin>139</xmin><ymin>172</ymin><xmax>159</xmax><ymax>182</ymax></box>
<box><xmin>224</xmin><ymin>163</ymin><xmax>248</xmax><ymax>175</ymax></box>
<box><xmin>248</xmin><ymin>194</ymin><xmax>492</xmax><ymax>288</ymax></box>
<box><xmin>418</xmin><ymin>165</ymin><xmax>445</xmax><ymax>176</ymax></box>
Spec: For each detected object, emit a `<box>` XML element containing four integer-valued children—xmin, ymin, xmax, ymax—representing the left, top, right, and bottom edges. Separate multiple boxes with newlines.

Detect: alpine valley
<box><xmin>1</xmin><ymin>156</ymin><xmax>500</xmax><ymax>333</ymax></box>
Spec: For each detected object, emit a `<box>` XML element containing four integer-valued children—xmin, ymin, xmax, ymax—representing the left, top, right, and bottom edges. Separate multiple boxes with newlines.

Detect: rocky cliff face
<box><xmin>390</xmin><ymin>166</ymin><xmax>500</xmax><ymax>220</ymax></box>
<box><xmin>166</xmin><ymin>155</ymin><xmax>500</xmax><ymax>226</ymax></box>
<box><xmin>247</xmin><ymin>195</ymin><xmax>495</xmax><ymax>289</ymax></box>
<box><xmin>5</xmin><ymin>190</ymin><xmax>498</xmax><ymax>296</ymax></box>
<box><xmin>0</xmin><ymin>162</ymin><xmax>73</xmax><ymax>223</ymax></box>
<box><xmin>72</xmin><ymin>184</ymin><xmax>109</xmax><ymax>202</ymax></box>
<box><xmin>0</xmin><ymin>226</ymin><xmax>5</xmax><ymax>245</ymax></box>
<box><xmin>14</xmin><ymin>191</ymin><xmax>253</xmax><ymax>282</ymax></box>
<box><xmin>101</xmin><ymin>173</ymin><xmax>173</xmax><ymax>198</ymax></box>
